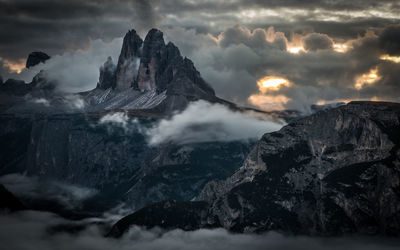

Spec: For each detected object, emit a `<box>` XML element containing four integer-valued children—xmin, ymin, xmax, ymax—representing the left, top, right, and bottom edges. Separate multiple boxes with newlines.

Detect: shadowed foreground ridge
<box><xmin>0</xmin><ymin>184</ymin><xmax>25</xmax><ymax>211</ymax></box>
<box><xmin>110</xmin><ymin>101</ymin><xmax>400</xmax><ymax>236</ymax></box>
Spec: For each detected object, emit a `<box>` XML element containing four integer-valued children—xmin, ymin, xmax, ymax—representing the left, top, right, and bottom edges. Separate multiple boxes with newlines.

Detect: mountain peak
<box><xmin>115</xmin><ymin>29</ymin><xmax>143</xmax><ymax>90</ymax></box>
<box><xmin>26</xmin><ymin>51</ymin><xmax>50</xmax><ymax>68</ymax></box>
<box><xmin>86</xmin><ymin>28</ymin><xmax>217</xmax><ymax>113</ymax></box>
<box><xmin>98</xmin><ymin>56</ymin><xmax>117</xmax><ymax>90</ymax></box>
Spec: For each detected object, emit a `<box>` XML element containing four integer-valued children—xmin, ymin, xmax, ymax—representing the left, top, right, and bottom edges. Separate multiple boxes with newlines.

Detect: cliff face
<box><xmin>115</xmin><ymin>29</ymin><xmax>143</xmax><ymax>90</ymax></box>
<box><xmin>0</xmin><ymin>112</ymin><xmax>253</xmax><ymax>212</ymax></box>
<box><xmin>199</xmin><ymin>101</ymin><xmax>400</xmax><ymax>235</ymax></box>
<box><xmin>110</xmin><ymin>102</ymin><xmax>400</xmax><ymax>236</ymax></box>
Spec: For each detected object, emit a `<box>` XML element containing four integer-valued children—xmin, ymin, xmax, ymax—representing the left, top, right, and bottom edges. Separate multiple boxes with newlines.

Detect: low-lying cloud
<box><xmin>95</xmin><ymin>101</ymin><xmax>284</xmax><ymax>145</ymax></box>
<box><xmin>0</xmin><ymin>210</ymin><xmax>399</xmax><ymax>250</ymax></box>
<box><xmin>98</xmin><ymin>112</ymin><xmax>144</xmax><ymax>134</ymax></box>
<box><xmin>0</xmin><ymin>174</ymin><xmax>97</xmax><ymax>210</ymax></box>
<box><xmin>146</xmin><ymin>100</ymin><xmax>284</xmax><ymax>145</ymax></box>
<box><xmin>2</xmin><ymin>38</ymin><xmax>123</xmax><ymax>93</ymax></box>
<box><xmin>99</xmin><ymin>112</ymin><xmax>130</xmax><ymax>127</ymax></box>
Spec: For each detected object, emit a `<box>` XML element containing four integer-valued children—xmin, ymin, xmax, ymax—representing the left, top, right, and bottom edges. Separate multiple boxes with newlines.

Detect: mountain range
<box><xmin>1</xmin><ymin>28</ymin><xmax>399</xmax><ymax>238</ymax></box>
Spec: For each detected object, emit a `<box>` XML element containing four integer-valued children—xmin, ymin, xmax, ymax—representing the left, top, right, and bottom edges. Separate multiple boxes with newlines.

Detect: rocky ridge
<box><xmin>109</xmin><ymin>101</ymin><xmax>400</xmax><ymax>236</ymax></box>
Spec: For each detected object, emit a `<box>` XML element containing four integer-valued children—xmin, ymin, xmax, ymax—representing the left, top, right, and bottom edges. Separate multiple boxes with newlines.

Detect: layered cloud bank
<box><xmin>164</xmin><ymin>25</ymin><xmax>400</xmax><ymax>112</ymax></box>
<box><xmin>1</xmin><ymin>38</ymin><xmax>122</xmax><ymax>93</ymax></box>
<box><xmin>0</xmin><ymin>210</ymin><xmax>399</xmax><ymax>250</ymax></box>
<box><xmin>146</xmin><ymin>101</ymin><xmax>283</xmax><ymax>145</ymax></box>
<box><xmin>1</xmin><ymin>0</ymin><xmax>399</xmax><ymax>112</ymax></box>
<box><xmin>97</xmin><ymin>101</ymin><xmax>284</xmax><ymax>145</ymax></box>
<box><xmin>0</xmin><ymin>174</ymin><xmax>97</xmax><ymax>210</ymax></box>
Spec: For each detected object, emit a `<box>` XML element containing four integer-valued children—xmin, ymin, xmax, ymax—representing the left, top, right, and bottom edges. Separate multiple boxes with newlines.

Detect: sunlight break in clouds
<box><xmin>380</xmin><ymin>55</ymin><xmax>400</xmax><ymax>63</ymax></box>
<box><xmin>257</xmin><ymin>76</ymin><xmax>291</xmax><ymax>92</ymax></box>
<box><xmin>248</xmin><ymin>75</ymin><xmax>292</xmax><ymax>111</ymax></box>
<box><xmin>354</xmin><ymin>68</ymin><xmax>380</xmax><ymax>90</ymax></box>
<box><xmin>147</xmin><ymin>100</ymin><xmax>284</xmax><ymax>145</ymax></box>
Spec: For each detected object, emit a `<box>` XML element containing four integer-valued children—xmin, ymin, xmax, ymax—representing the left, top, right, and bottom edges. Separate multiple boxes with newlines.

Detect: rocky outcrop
<box><xmin>203</xmin><ymin>101</ymin><xmax>400</xmax><ymax>235</ymax></box>
<box><xmin>97</xmin><ymin>57</ymin><xmax>117</xmax><ymax>90</ymax></box>
<box><xmin>0</xmin><ymin>70</ymin><xmax>55</xmax><ymax>97</ymax></box>
<box><xmin>0</xmin><ymin>79</ymin><xmax>31</xmax><ymax>96</ymax></box>
<box><xmin>111</xmin><ymin>101</ymin><xmax>400</xmax><ymax>236</ymax></box>
<box><xmin>115</xmin><ymin>29</ymin><xmax>143</xmax><ymax>90</ymax></box>
<box><xmin>0</xmin><ymin>184</ymin><xmax>25</xmax><ymax>212</ymax></box>
<box><xmin>108</xmin><ymin>200</ymin><xmax>218</xmax><ymax>238</ymax></box>
<box><xmin>26</xmin><ymin>52</ymin><xmax>50</xmax><ymax>68</ymax></box>
<box><xmin>134</xmin><ymin>29</ymin><xmax>215</xmax><ymax>97</ymax></box>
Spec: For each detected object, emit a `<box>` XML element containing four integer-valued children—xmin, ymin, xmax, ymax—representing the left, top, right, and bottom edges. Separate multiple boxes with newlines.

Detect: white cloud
<box><xmin>98</xmin><ymin>112</ymin><xmax>143</xmax><ymax>134</ymax></box>
<box><xmin>4</xmin><ymin>38</ymin><xmax>123</xmax><ymax>93</ymax></box>
<box><xmin>99</xmin><ymin>112</ymin><xmax>129</xmax><ymax>127</ymax></box>
<box><xmin>31</xmin><ymin>98</ymin><xmax>50</xmax><ymax>107</ymax></box>
<box><xmin>0</xmin><ymin>174</ymin><xmax>97</xmax><ymax>209</ymax></box>
<box><xmin>147</xmin><ymin>100</ymin><xmax>284</xmax><ymax>145</ymax></box>
<box><xmin>63</xmin><ymin>94</ymin><xmax>86</xmax><ymax>109</ymax></box>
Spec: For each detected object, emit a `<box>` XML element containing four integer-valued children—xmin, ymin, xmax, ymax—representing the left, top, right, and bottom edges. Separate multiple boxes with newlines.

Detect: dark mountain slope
<box><xmin>110</xmin><ymin>101</ymin><xmax>400</xmax><ymax>236</ymax></box>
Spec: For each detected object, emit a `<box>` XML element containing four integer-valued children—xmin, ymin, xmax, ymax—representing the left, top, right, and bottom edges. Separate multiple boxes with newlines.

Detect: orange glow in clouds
<box><xmin>257</xmin><ymin>76</ymin><xmax>291</xmax><ymax>92</ymax></box>
<box><xmin>287</xmin><ymin>46</ymin><xmax>304</xmax><ymax>54</ymax></box>
<box><xmin>249</xmin><ymin>76</ymin><xmax>292</xmax><ymax>110</ymax></box>
<box><xmin>333</xmin><ymin>43</ymin><xmax>349</xmax><ymax>53</ymax></box>
<box><xmin>354</xmin><ymin>68</ymin><xmax>380</xmax><ymax>90</ymax></box>
<box><xmin>248</xmin><ymin>94</ymin><xmax>290</xmax><ymax>111</ymax></box>
<box><xmin>380</xmin><ymin>55</ymin><xmax>400</xmax><ymax>63</ymax></box>
<box><xmin>0</xmin><ymin>58</ymin><xmax>25</xmax><ymax>73</ymax></box>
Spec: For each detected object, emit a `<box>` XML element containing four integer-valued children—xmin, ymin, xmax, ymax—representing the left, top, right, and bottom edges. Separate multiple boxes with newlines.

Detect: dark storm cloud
<box><xmin>1</xmin><ymin>0</ymin><xmax>399</xmax><ymax>63</ymax></box>
<box><xmin>154</xmin><ymin>0</ymin><xmax>400</xmax><ymax>13</ymax></box>
<box><xmin>302</xmin><ymin>33</ymin><xmax>333</xmax><ymax>51</ymax></box>
<box><xmin>0</xmin><ymin>0</ymin><xmax>159</xmax><ymax>61</ymax></box>
<box><xmin>379</xmin><ymin>25</ymin><xmax>400</xmax><ymax>55</ymax></box>
<box><xmin>0</xmin><ymin>0</ymin><xmax>399</xmax><ymax>109</ymax></box>
<box><xmin>163</xmin><ymin>24</ymin><xmax>400</xmax><ymax>112</ymax></box>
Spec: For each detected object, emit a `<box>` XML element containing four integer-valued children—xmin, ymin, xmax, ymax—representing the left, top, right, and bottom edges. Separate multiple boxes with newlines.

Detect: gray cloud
<box><xmin>2</xmin><ymin>37</ymin><xmax>123</xmax><ymax>93</ymax></box>
<box><xmin>94</xmin><ymin>101</ymin><xmax>284</xmax><ymax>145</ymax></box>
<box><xmin>163</xmin><ymin>25</ymin><xmax>400</xmax><ymax>112</ymax></box>
<box><xmin>379</xmin><ymin>25</ymin><xmax>400</xmax><ymax>55</ymax></box>
<box><xmin>0</xmin><ymin>210</ymin><xmax>399</xmax><ymax>250</ymax></box>
<box><xmin>303</xmin><ymin>33</ymin><xmax>334</xmax><ymax>51</ymax></box>
<box><xmin>146</xmin><ymin>100</ymin><xmax>284</xmax><ymax>145</ymax></box>
<box><xmin>0</xmin><ymin>174</ymin><xmax>98</xmax><ymax>210</ymax></box>
<box><xmin>1</xmin><ymin>0</ymin><xmax>399</xmax><ymax>112</ymax></box>
<box><xmin>0</xmin><ymin>0</ymin><xmax>159</xmax><ymax>62</ymax></box>
<box><xmin>0</xmin><ymin>0</ymin><xmax>399</xmax><ymax>64</ymax></box>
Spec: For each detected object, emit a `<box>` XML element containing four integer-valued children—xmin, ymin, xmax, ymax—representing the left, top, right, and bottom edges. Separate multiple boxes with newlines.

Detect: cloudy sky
<box><xmin>0</xmin><ymin>0</ymin><xmax>399</xmax><ymax>111</ymax></box>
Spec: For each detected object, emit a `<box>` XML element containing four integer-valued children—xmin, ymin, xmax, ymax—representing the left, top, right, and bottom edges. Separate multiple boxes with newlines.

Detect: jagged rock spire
<box><xmin>135</xmin><ymin>29</ymin><xmax>166</xmax><ymax>91</ymax></box>
<box><xmin>115</xmin><ymin>29</ymin><xmax>143</xmax><ymax>90</ymax></box>
<box><xmin>97</xmin><ymin>56</ymin><xmax>116</xmax><ymax>90</ymax></box>
<box><xmin>134</xmin><ymin>28</ymin><xmax>215</xmax><ymax>97</ymax></box>
<box><xmin>90</xmin><ymin>28</ymin><xmax>217</xmax><ymax>113</ymax></box>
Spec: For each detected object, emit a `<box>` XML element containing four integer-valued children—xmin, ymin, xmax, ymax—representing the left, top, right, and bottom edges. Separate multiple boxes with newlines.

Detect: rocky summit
<box><xmin>26</xmin><ymin>51</ymin><xmax>50</xmax><ymax>68</ymax></box>
<box><xmin>109</xmin><ymin>101</ymin><xmax>400</xmax><ymax>236</ymax></box>
<box><xmin>86</xmin><ymin>28</ymin><xmax>219</xmax><ymax>114</ymax></box>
